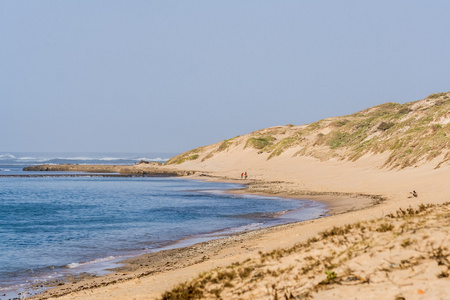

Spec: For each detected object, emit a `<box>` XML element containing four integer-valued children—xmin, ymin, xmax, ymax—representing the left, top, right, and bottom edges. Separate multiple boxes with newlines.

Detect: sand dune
<box><xmin>35</xmin><ymin>93</ymin><xmax>450</xmax><ymax>299</ymax></box>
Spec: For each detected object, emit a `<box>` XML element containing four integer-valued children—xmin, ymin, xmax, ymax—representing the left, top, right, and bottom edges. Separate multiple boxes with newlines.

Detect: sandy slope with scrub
<box><xmin>33</xmin><ymin>93</ymin><xmax>450</xmax><ymax>299</ymax></box>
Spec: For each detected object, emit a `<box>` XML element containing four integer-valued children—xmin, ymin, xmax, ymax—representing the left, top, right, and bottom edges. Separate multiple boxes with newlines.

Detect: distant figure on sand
<box><xmin>241</xmin><ymin>173</ymin><xmax>243</xmax><ymax>179</ymax></box>
<box><xmin>411</xmin><ymin>190</ymin><xmax>418</xmax><ymax>197</ymax></box>
<box><xmin>244</xmin><ymin>172</ymin><xmax>248</xmax><ymax>179</ymax></box>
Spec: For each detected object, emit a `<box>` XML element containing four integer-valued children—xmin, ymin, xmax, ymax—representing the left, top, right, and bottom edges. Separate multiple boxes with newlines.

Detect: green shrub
<box><xmin>377</xmin><ymin>122</ymin><xmax>395</xmax><ymax>131</ymax></box>
<box><xmin>245</xmin><ymin>136</ymin><xmax>276</xmax><ymax>150</ymax></box>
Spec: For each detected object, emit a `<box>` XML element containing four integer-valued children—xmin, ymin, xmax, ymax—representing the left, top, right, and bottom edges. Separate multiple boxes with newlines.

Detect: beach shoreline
<box><xmin>25</xmin><ymin>173</ymin><xmax>381</xmax><ymax>300</ymax></box>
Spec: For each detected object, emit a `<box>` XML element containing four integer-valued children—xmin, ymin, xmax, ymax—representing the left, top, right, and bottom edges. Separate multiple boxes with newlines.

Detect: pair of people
<box><xmin>240</xmin><ymin>172</ymin><xmax>248</xmax><ymax>179</ymax></box>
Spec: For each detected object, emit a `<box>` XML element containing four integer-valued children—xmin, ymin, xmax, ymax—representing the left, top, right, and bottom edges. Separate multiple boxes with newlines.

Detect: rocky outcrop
<box><xmin>23</xmin><ymin>164</ymin><xmax>195</xmax><ymax>177</ymax></box>
<box><xmin>135</xmin><ymin>160</ymin><xmax>162</xmax><ymax>166</ymax></box>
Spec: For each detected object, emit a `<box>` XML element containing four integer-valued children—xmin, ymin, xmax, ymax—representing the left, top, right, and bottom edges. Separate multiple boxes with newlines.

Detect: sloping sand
<box><xmin>33</xmin><ymin>152</ymin><xmax>450</xmax><ymax>299</ymax></box>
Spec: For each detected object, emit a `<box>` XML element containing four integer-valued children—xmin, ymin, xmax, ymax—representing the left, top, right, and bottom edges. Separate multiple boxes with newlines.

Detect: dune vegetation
<box><xmin>165</xmin><ymin>92</ymin><xmax>450</xmax><ymax>169</ymax></box>
<box><xmin>160</xmin><ymin>202</ymin><xmax>450</xmax><ymax>299</ymax></box>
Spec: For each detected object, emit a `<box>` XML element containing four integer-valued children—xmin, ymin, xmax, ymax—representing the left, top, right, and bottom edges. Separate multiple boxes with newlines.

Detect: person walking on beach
<box><xmin>241</xmin><ymin>173</ymin><xmax>244</xmax><ymax>179</ymax></box>
<box><xmin>244</xmin><ymin>172</ymin><xmax>248</xmax><ymax>179</ymax></box>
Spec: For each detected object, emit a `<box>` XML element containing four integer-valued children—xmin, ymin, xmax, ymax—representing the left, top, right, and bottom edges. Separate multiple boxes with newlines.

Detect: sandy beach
<box><xmin>27</xmin><ymin>150</ymin><xmax>450</xmax><ymax>300</ymax></box>
<box><xmin>25</xmin><ymin>94</ymin><xmax>450</xmax><ymax>299</ymax></box>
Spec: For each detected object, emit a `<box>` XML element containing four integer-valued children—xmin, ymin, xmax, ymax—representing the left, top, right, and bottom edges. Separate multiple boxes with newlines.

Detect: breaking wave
<box><xmin>0</xmin><ymin>152</ymin><xmax>176</xmax><ymax>166</ymax></box>
<box><xmin>66</xmin><ymin>256</ymin><xmax>118</xmax><ymax>269</ymax></box>
<box><xmin>0</xmin><ymin>153</ymin><xmax>16</xmax><ymax>160</ymax></box>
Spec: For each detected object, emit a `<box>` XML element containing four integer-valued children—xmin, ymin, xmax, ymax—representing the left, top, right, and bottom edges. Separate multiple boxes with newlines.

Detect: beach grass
<box><xmin>159</xmin><ymin>202</ymin><xmax>450</xmax><ymax>299</ymax></box>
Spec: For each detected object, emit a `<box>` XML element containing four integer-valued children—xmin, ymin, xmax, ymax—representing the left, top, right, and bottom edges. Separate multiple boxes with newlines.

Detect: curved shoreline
<box><xmin>26</xmin><ymin>174</ymin><xmax>380</xmax><ymax>300</ymax></box>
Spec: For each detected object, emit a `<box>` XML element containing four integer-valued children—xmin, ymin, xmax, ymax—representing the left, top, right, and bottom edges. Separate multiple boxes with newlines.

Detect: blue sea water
<box><xmin>0</xmin><ymin>152</ymin><xmax>327</xmax><ymax>299</ymax></box>
<box><xmin>0</xmin><ymin>152</ymin><xmax>175</xmax><ymax>175</ymax></box>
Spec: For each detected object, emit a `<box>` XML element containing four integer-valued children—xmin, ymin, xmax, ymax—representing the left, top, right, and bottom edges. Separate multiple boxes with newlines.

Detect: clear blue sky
<box><xmin>1</xmin><ymin>1</ymin><xmax>449</xmax><ymax>153</ymax></box>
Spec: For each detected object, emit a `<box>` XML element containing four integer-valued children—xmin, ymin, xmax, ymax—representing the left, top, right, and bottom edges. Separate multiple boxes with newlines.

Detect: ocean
<box><xmin>0</xmin><ymin>152</ymin><xmax>327</xmax><ymax>299</ymax></box>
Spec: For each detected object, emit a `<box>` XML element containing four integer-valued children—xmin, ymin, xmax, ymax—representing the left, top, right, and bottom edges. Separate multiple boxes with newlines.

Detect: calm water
<box><xmin>0</xmin><ymin>153</ymin><xmax>327</xmax><ymax>298</ymax></box>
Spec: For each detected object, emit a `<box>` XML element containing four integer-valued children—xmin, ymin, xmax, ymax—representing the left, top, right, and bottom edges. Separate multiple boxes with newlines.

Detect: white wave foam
<box><xmin>66</xmin><ymin>256</ymin><xmax>117</xmax><ymax>269</ymax></box>
<box><xmin>0</xmin><ymin>168</ymin><xmax>11</xmax><ymax>171</ymax></box>
<box><xmin>54</xmin><ymin>156</ymin><xmax>120</xmax><ymax>161</ymax></box>
<box><xmin>138</xmin><ymin>157</ymin><xmax>168</xmax><ymax>162</ymax></box>
<box><xmin>99</xmin><ymin>157</ymin><xmax>123</xmax><ymax>161</ymax></box>
<box><xmin>58</xmin><ymin>156</ymin><xmax>95</xmax><ymax>161</ymax></box>
<box><xmin>0</xmin><ymin>153</ymin><xmax>171</xmax><ymax>164</ymax></box>
<box><xmin>61</xmin><ymin>156</ymin><xmax>170</xmax><ymax>162</ymax></box>
<box><xmin>0</xmin><ymin>282</ymin><xmax>28</xmax><ymax>292</ymax></box>
<box><xmin>226</xmin><ymin>222</ymin><xmax>265</xmax><ymax>233</ymax></box>
<box><xmin>17</xmin><ymin>157</ymin><xmax>38</xmax><ymax>161</ymax></box>
<box><xmin>202</xmin><ymin>222</ymin><xmax>266</xmax><ymax>237</ymax></box>
<box><xmin>56</xmin><ymin>156</ymin><xmax>166</xmax><ymax>162</ymax></box>
<box><xmin>62</xmin><ymin>156</ymin><xmax>132</xmax><ymax>161</ymax></box>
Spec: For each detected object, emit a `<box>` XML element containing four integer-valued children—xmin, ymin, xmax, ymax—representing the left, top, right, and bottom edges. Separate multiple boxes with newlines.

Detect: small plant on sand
<box><xmin>238</xmin><ymin>267</ymin><xmax>253</xmax><ymax>279</ymax></box>
<box><xmin>437</xmin><ymin>270</ymin><xmax>449</xmax><ymax>278</ymax></box>
<box><xmin>401</xmin><ymin>238</ymin><xmax>412</xmax><ymax>248</ymax></box>
<box><xmin>376</xmin><ymin>223</ymin><xmax>394</xmax><ymax>232</ymax></box>
<box><xmin>429</xmin><ymin>246</ymin><xmax>450</xmax><ymax>266</ymax></box>
<box><xmin>319</xmin><ymin>270</ymin><xmax>338</xmax><ymax>285</ymax></box>
<box><xmin>326</xmin><ymin>270</ymin><xmax>338</xmax><ymax>281</ymax></box>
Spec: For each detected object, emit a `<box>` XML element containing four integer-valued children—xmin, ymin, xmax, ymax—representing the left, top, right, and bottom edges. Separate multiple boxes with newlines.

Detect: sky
<box><xmin>1</xmin><ymin>1</ymin><xmax>449</xmax><ymax>154</ymax></box>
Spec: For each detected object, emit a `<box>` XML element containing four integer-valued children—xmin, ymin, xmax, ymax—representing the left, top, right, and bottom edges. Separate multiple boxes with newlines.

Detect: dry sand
<box><xmin>31</xmin><ymin>153</ymin><xmax>450</xmax><ymax>300</ymax></box>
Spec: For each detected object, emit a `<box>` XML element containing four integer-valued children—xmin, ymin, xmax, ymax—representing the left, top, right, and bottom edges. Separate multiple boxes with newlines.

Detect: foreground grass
<box><xmin>160</xmin><ymin>202</ymin><xmax>450</xmax><ymax>299</ymax></box>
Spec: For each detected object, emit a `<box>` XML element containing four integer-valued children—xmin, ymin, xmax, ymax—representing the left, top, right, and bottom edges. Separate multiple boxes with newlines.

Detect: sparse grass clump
<box><xmin>160</xmin><ymin>282</ymin><xmax>204</xmax><ymax>300</ymax></box>
<box><xmin>437</xmin><ymin>270</ymin><xmax>449</xmax><ymax>278</ymax></box>
<box><xmin>238</xmin><ymin>267</ymin><xmax>253</xmax><ymax>279</ymax></box>
<box><xmin>173</xmin><ymin>154</ymin><xmax>198</xmax><ymax>164</ymax></box>
<box><xmin>165</xmin><ymin>148</ymin><xmax>203</xmax><ymax>165</ymax></box>
<box><xmin>321</xmin><ymin>225</ymin><xmax>352</xmax><ymax>238</ymax></box>
<box><xmin>428</xmin><ymin>92</ymin><xmax>447</xmax><ymax>99</ymax></box>
<box><xmin>387</xmin><ymin>204</ymin><xmax>435</xmax><ymax>219</ymax></box>
<box><xmin>376</xmin><ymin>223</ymin><xmax>394</xmax><ymax>232</ymax></box>
<box><xmin>401</xmin><ymin>238</ymin><xmax>412</xmax><ymax>248</ymax></box>
<box><xmin>268</xmin><ymin>137</ymin><xmax>301</xmax><ymax>159</ymax></box>
<box><xmin>217</xmin><ymin>138</ymin><xmax>233</xmax><ymax>152</ymax></box>
<box><xmin>429</xmin><ymin>246</ymin><xmax>450</xmax><ymax>266</ymax></box>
